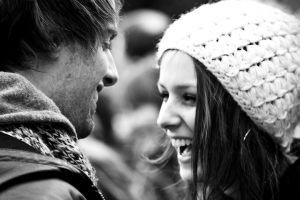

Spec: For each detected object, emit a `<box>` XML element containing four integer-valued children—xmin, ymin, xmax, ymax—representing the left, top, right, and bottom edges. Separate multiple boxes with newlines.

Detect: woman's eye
<box><xmin>183</xmin><ymin>93</ymin><xmax>196</xmax><ymax>104</ymax></box>
<box><xmin>159</xmin><ymin>91</ymin><xmax>169</xmax><ymax>102</ymax></box>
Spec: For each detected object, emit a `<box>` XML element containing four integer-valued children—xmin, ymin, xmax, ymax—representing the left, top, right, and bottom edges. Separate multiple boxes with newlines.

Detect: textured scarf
<box><xmin>0</xmin><ymin>72</ymin><xmax>98</xmax><ymax>186</ymax></box>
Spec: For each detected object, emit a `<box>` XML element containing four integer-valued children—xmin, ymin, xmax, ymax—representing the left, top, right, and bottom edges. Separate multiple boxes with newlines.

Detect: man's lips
<box><xmin>90</xmin><ymin>96</ymin><xmax>98</xmax><ymax>115</ymax></box>
<box><xmin>97</xmin><ymin>83</ymin><xmax>104</xmax><ymax>93</ymax></box>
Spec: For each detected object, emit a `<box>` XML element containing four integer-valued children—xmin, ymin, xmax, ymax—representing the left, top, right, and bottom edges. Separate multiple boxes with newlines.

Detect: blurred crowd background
<box><xmin>78</xmin><ymin>0</ymin><xmax>300</xmax><ymax>200</ymax></box>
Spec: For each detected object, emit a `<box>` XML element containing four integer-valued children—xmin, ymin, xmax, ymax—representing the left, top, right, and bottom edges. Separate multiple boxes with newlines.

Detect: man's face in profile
<box><xmin>40</xmin><ymin>17</ymin><xmax>118</xmax><ymax>138</ymax></box>
<box><xmin>16</xmin><ymin>0</ymin><xmax>120</xmax><ymax>138</ymax></box>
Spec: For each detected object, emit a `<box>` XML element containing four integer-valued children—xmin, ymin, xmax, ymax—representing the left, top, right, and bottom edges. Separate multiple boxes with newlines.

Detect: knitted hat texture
<box><xmin>157</xmin><ymin>0</ymin><xmax>300</xmax><ymax>149</ymax></box>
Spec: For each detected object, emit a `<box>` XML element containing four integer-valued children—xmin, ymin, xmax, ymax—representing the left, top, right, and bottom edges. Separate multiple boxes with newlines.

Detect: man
<box><xmin>0</xmin><ymin>0</ymin><xmax>121</xmax><ymax>199</ymax></box>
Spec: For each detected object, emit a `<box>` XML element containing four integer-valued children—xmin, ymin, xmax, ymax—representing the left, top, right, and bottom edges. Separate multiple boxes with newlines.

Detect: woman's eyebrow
<box><xmin>156</xmin><ymin>82</ymin><xmax>165</xmax><ymax>89</ymax></box>
<box><xmin>174</xmin><ymin>84</ymin><xmax>196</xmax><ymax>89</ymax></box>
<box><xmin>157</xmin><ymin>82</ymin><xmax>196</xmax><ymax>90</ymax></box>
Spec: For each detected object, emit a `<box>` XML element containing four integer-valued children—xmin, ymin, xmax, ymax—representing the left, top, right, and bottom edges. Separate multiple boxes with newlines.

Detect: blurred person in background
<box><xmin>0</xmin><ymin>0</ymin><xmax>121</xmax><ymax>199</ymax></box>
<box><xmin>113</xmin><ymin>9</ymin><xmax>185</xmax><ymax>200</ymax></box>
<box><xmin>156</xmin><ymin>0</ymin><xmax>300</xmax><ymax>200</ymax></box>
<box><xmin>106</xmin><ymin>9</ymin><xmax>170</xmax><ymax>115</ymax></box>
<box><xmin>121</xmin><ymin>0</ymin><xmax>300</xmax><ymax>17</ymax></box>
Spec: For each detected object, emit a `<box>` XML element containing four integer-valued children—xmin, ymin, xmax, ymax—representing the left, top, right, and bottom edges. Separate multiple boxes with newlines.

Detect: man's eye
<box><xmin>102</xmin><ymin>42</ymin><xmax>112</xmax><ymax>50</ymax></box>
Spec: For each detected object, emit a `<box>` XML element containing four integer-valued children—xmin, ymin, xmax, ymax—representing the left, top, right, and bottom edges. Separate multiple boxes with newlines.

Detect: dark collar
<box><xmin>0</xmin><ymin>132</ymin><xmax>40</xmax><ymax>153</ymax></box>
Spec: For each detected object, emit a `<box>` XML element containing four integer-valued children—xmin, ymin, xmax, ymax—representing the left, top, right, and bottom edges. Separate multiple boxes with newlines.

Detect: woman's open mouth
<box><xmin>171</xmin><ymin>138</ymin><xmax>192</xmax><ymax>160</ymax></box>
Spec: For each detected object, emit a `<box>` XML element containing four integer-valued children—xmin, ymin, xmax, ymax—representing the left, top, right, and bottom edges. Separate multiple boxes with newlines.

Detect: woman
<box><xmin>156</xmin><ymin>0</ymin><xmax>300</xmax><ymax>199</ymax></box>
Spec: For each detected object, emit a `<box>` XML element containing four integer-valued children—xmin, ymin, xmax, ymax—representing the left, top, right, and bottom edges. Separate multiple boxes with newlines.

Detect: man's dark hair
<box><xmin>0</xmin><ymin>0</ymin><xmax>121</xmax><ymax>71</ymax></box>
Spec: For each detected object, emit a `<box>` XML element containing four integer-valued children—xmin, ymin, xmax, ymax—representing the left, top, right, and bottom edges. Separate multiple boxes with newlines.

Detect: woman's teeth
<box><xmin>171</xmin><ymin>138</ymin><xmax>192</xmax><ymax>156</ymax></box>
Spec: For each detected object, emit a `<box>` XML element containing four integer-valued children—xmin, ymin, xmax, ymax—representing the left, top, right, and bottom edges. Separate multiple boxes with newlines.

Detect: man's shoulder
<box><xmin>0</xmin><ymin>178</ymin><xmax>86</xmax><ymax>200</ymax></box>
<box><xmin>0</xmin><ymin>148</ymin><xmax>78</xmax><ymax>190</ymax></box>
<box><xmin>0</xmin><ymin>148</ymin><xmax>102</xmax><ymax>200</ymax></box>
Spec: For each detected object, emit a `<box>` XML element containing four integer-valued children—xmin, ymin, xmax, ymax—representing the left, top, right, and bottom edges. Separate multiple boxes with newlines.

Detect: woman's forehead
<box><xmin>160</xmin><ymin>50</ymin><xmax>194</xmax><ymax>70</ymax></box>
<box><xmin>159</xmin><ymin>50</ymin><xmax>196</xmax><ymax>87</ymax></box>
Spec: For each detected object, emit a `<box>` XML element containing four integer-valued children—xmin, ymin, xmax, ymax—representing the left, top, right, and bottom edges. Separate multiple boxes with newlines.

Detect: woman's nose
<box><xmin>157</xmin><ymin>100</ymin><xmax>180</xmax><ymax>130</ymax></box>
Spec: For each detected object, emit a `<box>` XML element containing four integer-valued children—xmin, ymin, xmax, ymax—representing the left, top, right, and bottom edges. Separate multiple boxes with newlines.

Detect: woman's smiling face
<box><xmin>157</xmin><ymin>50</ymin><xmax>197</xmax><ymax>181</ymax></box>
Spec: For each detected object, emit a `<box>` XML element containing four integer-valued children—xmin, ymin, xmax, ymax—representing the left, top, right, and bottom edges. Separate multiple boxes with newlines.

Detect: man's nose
<box><xmin>103</xmin><ymin>52</ymin><xmax>118</xmax><ymax>87</ymax></box>
<box><xmin>157</xmin><ymin>100</ymin><xmax>180</xmax><ymax>130</ymax></box>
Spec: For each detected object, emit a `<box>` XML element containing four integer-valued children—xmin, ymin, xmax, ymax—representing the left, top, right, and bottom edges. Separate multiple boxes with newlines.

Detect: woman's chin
<box><xmin>179</xmin><ymin>166</ymin><xmax>192</xmax><ymax>181</ymax></box>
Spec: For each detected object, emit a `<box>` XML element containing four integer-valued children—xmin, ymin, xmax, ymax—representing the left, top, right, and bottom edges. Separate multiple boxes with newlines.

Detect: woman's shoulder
<box><xmin>279</xmin><ymin>158</ymin><xmax>300</xmax><ymax>199</ymax></box>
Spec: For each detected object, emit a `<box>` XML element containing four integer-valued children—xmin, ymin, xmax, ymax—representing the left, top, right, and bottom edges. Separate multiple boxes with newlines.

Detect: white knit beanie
<box><xmin>157</xmin><ymin>0</ymin><xmax>300</xmax><ymax>149</ymax></box>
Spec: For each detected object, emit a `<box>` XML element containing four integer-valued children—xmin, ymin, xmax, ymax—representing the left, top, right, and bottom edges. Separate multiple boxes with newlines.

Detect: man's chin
<box><xmin>76</xmin><ymin>118</ymin><xmax>94</xmax><ymax>139</ymax></box>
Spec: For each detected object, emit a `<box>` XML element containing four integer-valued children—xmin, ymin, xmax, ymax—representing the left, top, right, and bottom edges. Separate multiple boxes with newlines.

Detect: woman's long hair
<box><xmin>191</xmin><ymin>59</ymin><xmax>289</xmax><ymax>200</ymax></box>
